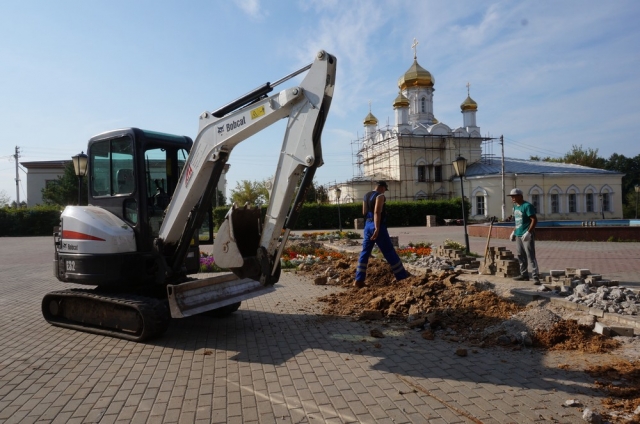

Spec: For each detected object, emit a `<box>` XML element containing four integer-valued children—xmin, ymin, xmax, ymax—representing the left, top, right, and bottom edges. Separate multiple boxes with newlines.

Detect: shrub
<box><xmin>0</xmin><ymin>205</ymin><xmax>62</xmax><ymax>236</ymax></box>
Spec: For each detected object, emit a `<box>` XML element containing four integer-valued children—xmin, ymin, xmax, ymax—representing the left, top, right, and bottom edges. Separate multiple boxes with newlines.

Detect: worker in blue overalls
<box><xmin>354</xmin><ymin>180</ymin><xmax>408</xmax><ymax>288</ymax></box>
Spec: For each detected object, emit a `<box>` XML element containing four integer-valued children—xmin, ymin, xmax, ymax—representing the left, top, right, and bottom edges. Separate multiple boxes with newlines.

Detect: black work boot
<box><xmin>512</xmin><ymin>274</ymin><xmax>529</xmax><ymax>281</ymax></box>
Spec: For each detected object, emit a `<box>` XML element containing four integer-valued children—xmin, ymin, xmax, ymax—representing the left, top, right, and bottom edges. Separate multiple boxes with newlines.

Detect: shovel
<box><xmin>479</xmin><ymin>218</ymin><xmax>495</xmax><ymax>275</ymax></box>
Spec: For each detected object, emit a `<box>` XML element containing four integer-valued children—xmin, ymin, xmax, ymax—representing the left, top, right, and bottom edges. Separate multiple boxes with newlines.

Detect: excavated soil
<box><xmin>304</xmin><ymin>254</ymin><xmax>620</xmax><ymax>352</ymax></box>
<box><xmin>293</xmin><ymin>246</ymin><xmax>639</xmax><ymax>419</ymax></box>
<box><xmin>585</xmin><ymin>360</ymin><xmax>640</xmax><ymax>422</ymax></box>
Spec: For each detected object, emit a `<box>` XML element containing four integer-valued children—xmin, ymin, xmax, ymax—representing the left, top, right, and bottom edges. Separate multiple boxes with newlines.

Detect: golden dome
<box><xmin>460</xmin><ymin>95</ymin><xmax>478</xmax><ymax>111</ymax></box>
<box><xmin>432</xmin><ymin>117</ymin><xmax>439</xmax><ymax>124</ymax></box>
<box><xmin>398</xmin><ymin>59</ymin><xmax>434</xmax><ymax>90</ymax></box>
<box><xmin>392</xmin><ymin>92</ymin><xmax>409</xmax><ymax>109</ymax></box>
<box><xmin>363</xmin><ymin>111</ymin><xmax>378</xmax><ymax>125</ymax></box>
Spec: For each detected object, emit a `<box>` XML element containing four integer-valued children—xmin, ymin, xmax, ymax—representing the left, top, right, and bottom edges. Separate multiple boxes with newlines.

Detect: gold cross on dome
<box><xmin>466</xmin><ymin>82</ymin><xmax>471</xmax><ymax>96</ymax></box>
<box><xmin>368</xmin><ymin>100</ymin><xmax>372</xmax><ymax>112</ymax></box>
<box><xmin>412</xmin><ymin>38</ymin><xmax>419</xmax><ymax>60</ymax></box>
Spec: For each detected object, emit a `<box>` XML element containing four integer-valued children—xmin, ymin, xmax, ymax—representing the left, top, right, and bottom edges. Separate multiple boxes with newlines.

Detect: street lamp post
<box><xmin>72</xmin><ymin>151</ymin><xmax>88</xmax><ymax>206</ymax></box>
<box><xmin>635</xmin><ymin>185</ymin><xmax>639</xmax><ymax>219</ymax></box>
<box><xmin>452</xmin><ymin>156</ymin><xmax>470</xmax><ymax>254</ymax></box>
<box><xmin>335</xmin><ymin>187</ymin><xmax>342</xmax><ymax>232</ymax></box>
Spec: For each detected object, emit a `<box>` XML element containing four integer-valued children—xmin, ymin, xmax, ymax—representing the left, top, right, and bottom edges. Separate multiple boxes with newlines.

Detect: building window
<box><xmin>602</xmin><ymin>193</ymin><xmax>610</xmax><ymax>212</ymax></box>
<box><xmin>434</xmin><ymin>165</ymin><xmax>442</xmax><ymax>182</ymax></box>
<box><xmin>551</xmin><ymin>193</ymin><xmax>559</xmax><ymax>213</ymax></box>
<box><xmin>531</xmin><ymin>194</ymin><xmax>540</xmax><ymax>212</ymax></box>
<box><xmin>417</xmin><ymin>165</ymin><xmax>426</xmax><ymax>182</ymax></box>
<box><xmin>421</xmin><ymin>97</ymin><xmax>426</xmax><ymax>113</ymax></box>
<box><xmin>476</xmin><ymin>196</ymin><xmax>485</xmax><ymax>216</ymax></box>
<box><xmin>586</xmin><ymin>193</ymin><xmax>594</xmax><ymax>212</ymax></box>
<box><xmin>568</xmin><ymin>193</ymin><xmax>577</xmax><ymax>213</ymax></box>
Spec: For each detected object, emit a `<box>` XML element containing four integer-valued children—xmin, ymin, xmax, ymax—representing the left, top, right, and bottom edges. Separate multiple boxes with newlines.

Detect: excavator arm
<box><xmin>157</xmin><ymin>50</ymin><xmax>336</xmax><ymax>286</ymax></box>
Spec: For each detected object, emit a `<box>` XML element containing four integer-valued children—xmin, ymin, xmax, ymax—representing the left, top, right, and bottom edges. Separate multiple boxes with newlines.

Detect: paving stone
<box><xmin>0</xmin><ymin>236</ymin><xmax>629</xmax><ymax>424</ymax></box>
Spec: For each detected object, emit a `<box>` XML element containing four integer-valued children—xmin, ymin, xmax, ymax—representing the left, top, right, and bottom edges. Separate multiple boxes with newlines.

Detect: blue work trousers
<box><xmin>355</xmin><ymin>220</ymin><xmax>408</xmax><ymax>283</ymax></box>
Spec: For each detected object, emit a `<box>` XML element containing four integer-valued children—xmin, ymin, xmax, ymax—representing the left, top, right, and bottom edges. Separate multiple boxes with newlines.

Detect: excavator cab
<box><xmin>53</xmin><ymin>128</ymin><xmax>211</xmax><ymax>287</ymax></box>
<box><xmin>88</xmin><ymin>128</ymin><xmax>192</xmax><ymax>247</ymax></box>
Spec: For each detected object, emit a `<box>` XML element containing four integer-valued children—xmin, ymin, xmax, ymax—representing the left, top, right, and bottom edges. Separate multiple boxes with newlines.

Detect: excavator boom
<box><xmin>158</xmin><ymin>50</ymin><xmax>336</xmax><ymax>285</ymax></box>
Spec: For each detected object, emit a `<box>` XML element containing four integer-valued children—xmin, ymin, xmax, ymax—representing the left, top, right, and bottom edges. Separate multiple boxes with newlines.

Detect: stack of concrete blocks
<box><xmin>545</xmin><ymin>268</ymin><xmax>619</xmax><ymax>288</ymax></box>
<box><xmin>433</xmin><ymin>246</ymin><xmax>480</xmax><ymax>270</ymax></box>
<box><xmin>426</xmin><ymin>215</ymin><xmax>437</xmax><ymax>227</ymax></box>
<box><xmin>487</xmin><ymin>247</ymin><xmax>520</xmax><ymax>278</ymax></box>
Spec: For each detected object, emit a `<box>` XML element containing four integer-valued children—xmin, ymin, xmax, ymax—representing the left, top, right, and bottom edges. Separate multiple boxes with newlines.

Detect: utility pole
<box><xmin>14</xmin><ymin>146</ymin><xmax>20</xmax><ymax>205</ymax></box>
<box><xmin>500</xmin><ymin>135</ymin><xmax>505</xmax><ymax>221</ymax></box>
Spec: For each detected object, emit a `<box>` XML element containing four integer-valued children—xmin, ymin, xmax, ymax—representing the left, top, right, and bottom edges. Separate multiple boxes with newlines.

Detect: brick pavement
<box><xmin>0</xmin><ymin>236</ymin><xmax>631</xmax><ymax>423</ymax></box>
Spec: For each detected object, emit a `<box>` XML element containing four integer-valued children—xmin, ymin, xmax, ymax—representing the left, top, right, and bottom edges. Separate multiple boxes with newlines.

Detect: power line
<box><xmin>503</xmin><ymin>136</ymin><xmax>565</xmax><ymax>158</ymax></box>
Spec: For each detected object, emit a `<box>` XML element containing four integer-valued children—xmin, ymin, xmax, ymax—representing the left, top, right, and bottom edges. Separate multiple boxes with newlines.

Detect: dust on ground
<box><xmin>294</xmin><ymin>246</ymin><xmax>639</xmax><ymax>421</ymax></box>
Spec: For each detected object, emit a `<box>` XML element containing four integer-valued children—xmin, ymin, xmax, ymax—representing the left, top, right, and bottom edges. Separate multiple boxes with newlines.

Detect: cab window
<box><xmin>90</xmin><ymin>137</ymin><xmax>135</xmax><ymax>197</ymax></box>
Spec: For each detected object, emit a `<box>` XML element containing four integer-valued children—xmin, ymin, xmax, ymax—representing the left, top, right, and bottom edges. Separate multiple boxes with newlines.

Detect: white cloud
<box><xmin>234</xmin><ymin>0</ymin><xmax>265</xmax><ymax>19</ymax></box>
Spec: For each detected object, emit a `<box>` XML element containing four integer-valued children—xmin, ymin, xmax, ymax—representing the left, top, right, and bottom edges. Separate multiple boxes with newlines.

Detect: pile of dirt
<box><xmin>535</xmin><ymin>319</ymin><xmax>620</xmax><ymax>353</ymax></box>
<box><xmin>585</xmin><ymin>360</ymin><xmax>640</xmax><ymax>422</ymax></box>
<box><xmin>304</xmin><ymin>253</ymin><xmax>621</xmax><ymax>352</ymax></box>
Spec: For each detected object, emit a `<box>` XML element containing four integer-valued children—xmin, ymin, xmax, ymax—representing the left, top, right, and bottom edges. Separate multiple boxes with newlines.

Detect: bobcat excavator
<box><xmin>42</xmin><ymin>50</ymin><xmax>336</xmax><ymax>341</ymax></box>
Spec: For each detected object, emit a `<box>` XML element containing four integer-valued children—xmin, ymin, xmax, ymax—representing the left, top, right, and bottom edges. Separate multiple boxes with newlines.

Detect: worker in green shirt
<box><xmin>508</xmin><ymin>188</ymin><xmax>540</xmax><ymax>285</ymax></box>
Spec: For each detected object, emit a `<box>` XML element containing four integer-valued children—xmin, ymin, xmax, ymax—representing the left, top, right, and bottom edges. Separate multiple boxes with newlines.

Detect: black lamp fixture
<box><xmin>335</xmin><ymin>187</ymin><xmax>342</xmax><ymax>232</ymax></box>
<box><xmin>452</xmin><ymin>156</ymin><xmax>470</xmax><ymax>254</ymax></box>
<box><xmin>72</xmin><ymin>151</ymin><xmax>88</xmax><ymax>205</ymax></box>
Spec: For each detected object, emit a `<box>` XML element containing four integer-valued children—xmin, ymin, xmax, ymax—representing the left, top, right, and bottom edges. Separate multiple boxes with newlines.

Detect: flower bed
<box><xmin>199</xmin><ymin>234</ymin><xmax>434</xmax><ymax>272</ymax></box>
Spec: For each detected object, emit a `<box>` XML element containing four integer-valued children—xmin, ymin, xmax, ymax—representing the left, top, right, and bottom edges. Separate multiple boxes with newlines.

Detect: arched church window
<box><xmin>586</xmin><ymin>192</ymin><xmax>594</xmax><ymax>212</ymax></box>
<box><xmin>568</xmin><ymin>193</ymin><xmax>577</xmax><ymax>212</ymax></box>
<box><xmin>476</xmin><ymin>195</ymin><xmax>485</xmax><ymax>216</ymax></box>
<box><xmin>420</xmin><ymin>97</ymin><xmax>426</xmax><ymax>113</ymax></box>
<box><xmin>602</xmin><ymin>193</ymin><xmax>610</xmax><ymax>212</ymax></box>
<box><xmin>531</xmin><ymin>194</ymin><xmax>540</xmax><ymax>211</ymax></box>
<box><xmin>434</xmin><ymin>165</ymin><xmax>442</xmax><ymax>182</ymax></box>
<box><xmin>551</xmin><ymin>193</ymin><xmax>559</xmax><ymax>213</ymax></box>
<box><xmin>417</xmin><ymin>165</ymin><xmax>426</xmax><ymax>182</ymax></box>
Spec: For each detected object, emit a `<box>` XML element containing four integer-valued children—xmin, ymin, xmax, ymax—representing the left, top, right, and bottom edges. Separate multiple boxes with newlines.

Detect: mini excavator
<box><xmin>42</xmin><ymin>50</ymin><xmax>336</xmax><ymax>341</ymax></box>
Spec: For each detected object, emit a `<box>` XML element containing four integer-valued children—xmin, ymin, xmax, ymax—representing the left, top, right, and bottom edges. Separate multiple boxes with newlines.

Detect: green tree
<box><xmin>301</xmin><ymin>180</ymin><xmax>329</xmax><ymax>204</ymax></box>
<box><xmin>229</xmin><ymin>179</ymin><xmax>269</xmax><ymax>206</ymax></box>
<box><xmin>562</xmin><ymin>145</ymin><xmax>606</xmax><ymax>168</ymax></box>
<box><xmin>605</xmin><ymin>153</ymin><xmax>640</xmax><ymax>217</ymax></box>
<box><xmin>315</xmin><ymin>184</ymin><xmax>329</xmax><ymax>204</ymax></box>
<box><xmin>211</xmin><ymin>188</ymin><xmax>226</xmax><ymax>208</ymax></box>
<box><xmin>41</xmin><ymin>162</ymin><xmax>87</xmax><ymax>206</ymax></box>
<box><xmin>531</xmin><ymin>145</ymin><xmax>606</xmax><ymax>168</ymax></box>
<box><xmin>0</xmin><ymin>190</ymin><xmax>9</xmax><ymax>207</ymax></box>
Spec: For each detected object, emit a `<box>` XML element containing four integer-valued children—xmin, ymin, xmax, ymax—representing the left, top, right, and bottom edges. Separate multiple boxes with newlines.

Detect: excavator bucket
<box><xmin>166</xmin><ymin>272</ymin><xmax>275</xmax><ymax>318</ymax></box>
<box><xmin>166</xmin><ymin>204</ymin><xmax>271</xmax><ymax>318</ymax></box>
<box><xmin>212</xmin><ymin>204</ymin><xmax>262</xmax><ymax>279</ymax></box>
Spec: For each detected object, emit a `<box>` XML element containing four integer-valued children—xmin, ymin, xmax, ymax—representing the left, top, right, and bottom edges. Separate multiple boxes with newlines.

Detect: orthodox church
<box><xmin>332</xmin><ymin>42</ymin><xmax>623</xmax><ymax>221</ymax></box>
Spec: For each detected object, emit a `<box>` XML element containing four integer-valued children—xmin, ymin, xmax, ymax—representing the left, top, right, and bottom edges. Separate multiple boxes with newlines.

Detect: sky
<box><xmin>1</xmin><ymin>0</ymin><xmax>639</xmax><ymax>204</ymax></box>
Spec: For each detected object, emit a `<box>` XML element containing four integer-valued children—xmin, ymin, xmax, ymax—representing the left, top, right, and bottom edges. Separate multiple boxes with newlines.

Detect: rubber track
<box><xmin>42</xmin><ymin>289</ymin><xmax>170</xmax><ymax>342</ymax></box>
